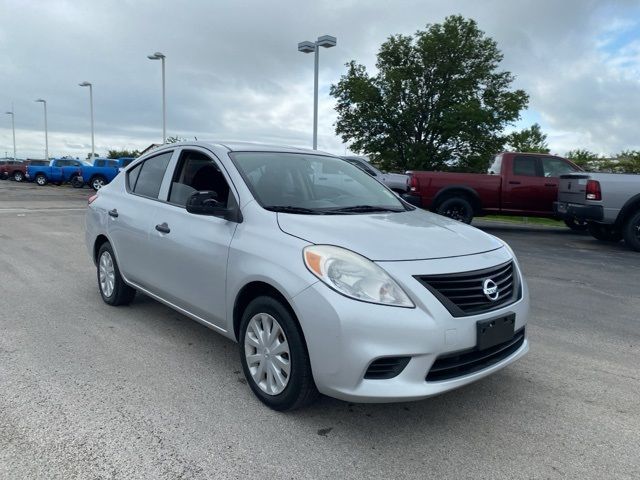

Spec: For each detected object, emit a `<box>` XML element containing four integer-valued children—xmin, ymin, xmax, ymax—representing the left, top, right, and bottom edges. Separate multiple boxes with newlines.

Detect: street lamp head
<box><xmin>5</xmin><ymin>111</ymin><xmax>13</xmax><ymax>115</ymax></box>
<box><xmin>35</xmin><ymin>99</ymin><xmax>46</xmax><ymax>103</ymax></box>
<box><xmin>316</xmin><ymin>35</ymin><xmax>337</xmax><ymax>48</ymax></box>
<box><xmin>148</xmin><ymin>52</ymin><xmax>165</xmax><ymax>60</ymax></box>
<box><xmin>298</xmin><ymin>41</ymin><xmax>316</xmax><ymax>54</ymax></box>
<box><xmin>79</xmin><ymin>81</ymin><xmax>92</xmax><ymax>87</ymax></box>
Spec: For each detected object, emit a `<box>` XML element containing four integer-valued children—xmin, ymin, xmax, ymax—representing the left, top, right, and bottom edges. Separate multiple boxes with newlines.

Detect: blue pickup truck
<box><xmin>26</xmin><ymin>158</ymin><xmax>88</xmax><ymax>186</ymax></box>
<box><xmin>80</xmin><ymin>157</ymin><xmax>136</xmax><ymax>190</ymax></box>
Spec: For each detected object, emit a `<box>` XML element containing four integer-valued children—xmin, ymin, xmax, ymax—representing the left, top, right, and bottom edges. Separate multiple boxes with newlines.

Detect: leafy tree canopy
<box><xmin>505</xmin><ymin>123</ymin><xmax>549</xmax><ymax>153</ymax></box>
<box><xmin>107</xmin><ymin>149</ymin><xmax>140</xmax><ymax>159</ymax></box>
<box><xmin>331</xmin><ymin>15</ymin><xmax>529</xmax><ymax>172</ymax></box>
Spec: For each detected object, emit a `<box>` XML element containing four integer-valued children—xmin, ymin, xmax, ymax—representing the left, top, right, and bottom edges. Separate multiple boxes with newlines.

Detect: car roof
<box><xmin>151</xmin><ymin>140</ymin><xmax>336</xmax><ymax>157</ymax></box>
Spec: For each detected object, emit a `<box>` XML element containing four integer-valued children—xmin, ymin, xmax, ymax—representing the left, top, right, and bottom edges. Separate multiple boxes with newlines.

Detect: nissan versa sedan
<box><xmin>85</xmin><ymin>141</ymin><xmax>529</xmax><ymax>411</ymax></box>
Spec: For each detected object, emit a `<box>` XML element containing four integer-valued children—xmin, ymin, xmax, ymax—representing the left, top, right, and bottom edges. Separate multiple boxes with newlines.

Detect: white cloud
<box><xmin>1</xmin><ymin>0</ymin><xmax>640</xmax><ymax>159</ymax></box>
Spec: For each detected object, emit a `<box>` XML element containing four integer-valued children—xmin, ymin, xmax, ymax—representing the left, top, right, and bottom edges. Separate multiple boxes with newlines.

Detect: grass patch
<box><xmin>481</xmin><ymin>215</ymin><xmax>564</xmax><ymax>227</ymax></box>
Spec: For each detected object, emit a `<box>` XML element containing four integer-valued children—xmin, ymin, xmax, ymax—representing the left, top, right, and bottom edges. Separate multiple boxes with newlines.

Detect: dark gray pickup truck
<box><xmin>555</xmin><ymin>173</ymin><xmax>640</xmax><ymax>251</ymax></box>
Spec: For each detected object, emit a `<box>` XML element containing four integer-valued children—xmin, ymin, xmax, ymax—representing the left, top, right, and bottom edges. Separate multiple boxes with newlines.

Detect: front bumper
<box><xmin>290</xmin><ymin>248</ymin><xmax>529</xmax><ymax>403</ymax></box>
<box><xmin>401</xmin><ymin>193</ymin><xmax>422</xmax><ymax>208</ymax></box>
<box><xmin>554</xmin><ymin>201</ymin><xmax>603</xmax><ymax>221</ymax></box>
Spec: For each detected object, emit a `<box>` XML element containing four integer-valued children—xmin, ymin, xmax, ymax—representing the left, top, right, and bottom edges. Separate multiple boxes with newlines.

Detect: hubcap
<box><xmin>15</xmin><ymin>172</ymin><xmax>22</xmax><ymax>181</ymax></box>
<box><xmin>244</xmin><ymin>313</ymin><xmax>291</xmax><ymax>395</ymax></box>
<box><xmin>445</xmin><ymin>206</ymin><xmax>466</xmax><ymax>221</ymax></box>
<box><xmin>37</xmin><ymin>176</ymin><xmax>45</xmax><ymax>185</ymax></box>
<box><xmin>98</xmin><ymin>251</ymin><xmax>116</xmax><ymax>298</ymax></box>
<box><xmin>93</xmin><ymin>179</ymin><xmax>104</xmax><ymax>190</ymax></box>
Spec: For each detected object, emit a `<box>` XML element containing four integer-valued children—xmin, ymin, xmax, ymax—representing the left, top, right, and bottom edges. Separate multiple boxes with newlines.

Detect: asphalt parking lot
<box><xmin>1</xmin><ymin>180</ymin><xmax>638</xmax><ymax>480</ymax></box>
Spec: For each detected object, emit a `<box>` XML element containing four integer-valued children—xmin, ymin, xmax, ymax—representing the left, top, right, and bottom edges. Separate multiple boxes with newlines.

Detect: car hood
<box><xmin>276</xmin><ymin>209</ymin><xmax>503</xmax><ymax>261</ymax></box>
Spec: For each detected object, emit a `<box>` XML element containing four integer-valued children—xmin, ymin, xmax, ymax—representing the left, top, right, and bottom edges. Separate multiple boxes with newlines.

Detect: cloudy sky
<box><xmin>1</xmin><ymin>0</ymin><xmax>640</xmax><ymax>160</ymax></box>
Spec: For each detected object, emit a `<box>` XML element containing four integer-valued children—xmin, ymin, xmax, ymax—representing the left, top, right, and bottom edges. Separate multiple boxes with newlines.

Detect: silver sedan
<box><xmin>85</xmin><ymin>141</ymin><xmax>529</xmax><ymax>410</ymax></box>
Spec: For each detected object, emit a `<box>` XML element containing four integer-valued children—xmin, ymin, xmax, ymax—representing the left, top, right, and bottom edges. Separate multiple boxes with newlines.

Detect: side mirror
<box><xmin>186</xmin><ymin>191</ymin><xmax>242</xmax><ymax>222</ymax></box>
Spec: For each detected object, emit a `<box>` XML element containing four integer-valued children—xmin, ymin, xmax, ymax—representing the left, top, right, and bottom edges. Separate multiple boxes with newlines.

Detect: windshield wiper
<box><xmin>265</xmin><ymin>206</ymin><xmax>325</xmax><ymax>215</ymax></box>
<box><xmin>326</xmin><ymin>205</ymin><xmax>405</xmax><ymax>213</ymax></box>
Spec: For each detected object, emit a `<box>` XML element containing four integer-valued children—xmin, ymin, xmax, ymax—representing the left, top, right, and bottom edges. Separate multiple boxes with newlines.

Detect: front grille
<box><xmin>414</xmin><ymin>261</ymin><xmax>520</xmax><ymax>317</ymax></box>
<box><xmin>364</xmin><ymin>356</ymin><xmax>410</xmax><ymax>380</ymax></box>
<box><xmin>426</xmin><ymin>328</ymin><xmax>525</xmax><ymax>382</ymax></box>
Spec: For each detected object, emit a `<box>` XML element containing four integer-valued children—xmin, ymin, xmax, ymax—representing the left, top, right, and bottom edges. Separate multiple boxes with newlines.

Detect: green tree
<box><xmin>610</xmin><ymin>150</ymin><xmax>640</xmax><ymax>174</ymax></box>
<box><xmin>505</xmin><ymin>123</ymin><xmax>549</xmax><ymax>153</ymax></box>
<box><xmin>107</xmin><ymin>149</ymin><xmax>140</xmax><ymax>159</ymax></box>
<box><xmin>166</xmin><ymin>136</ymin><xmax>186</xmax><ymax>144</ymax></box>
<box><xmin>565</xmin><ymin>149</ymin><xmax>602</xmax><ymax>170</ymax></box>
<box><xmin>330</xmin><ymin>15</ymin><xmax>528</xmax><ymax>172</ymax></box>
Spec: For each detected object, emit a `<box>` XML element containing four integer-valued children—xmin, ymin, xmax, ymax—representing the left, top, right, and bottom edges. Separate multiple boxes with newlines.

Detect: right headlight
<box><xmin>303</xmin><ymin>245</ymin><xmax>414</xmax><ymax>308</ymax></box>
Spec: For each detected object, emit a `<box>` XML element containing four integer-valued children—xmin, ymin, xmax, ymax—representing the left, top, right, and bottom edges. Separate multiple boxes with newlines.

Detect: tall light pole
<box><xmin>79</xmin><ymin>81</ymin><xmax>95</xmax><ymax>160</ymax></box>
<box><xmin>5</xmin><ymin>104</ymin><xmax>16</xmax><ymax>161</ymax></box>
<box><xmin>298</xmin><ymin>35</ymin><xmax>336</xmax><ymax>150</ymax></box>
<box><xmin>147</xmin><ymin>52</ymin><xmax>166</xmax><ymax>143</ymax></box>
<box><xmin>35</xmin><ymin>99</ymin><xmax>49</xmax><ymax>160</ymax></box>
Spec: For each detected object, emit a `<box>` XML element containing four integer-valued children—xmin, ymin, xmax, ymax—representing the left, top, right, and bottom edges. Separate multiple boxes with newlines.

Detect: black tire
<box><xmin>436</xmin><ymin>196</ymin><xmax>474</xmax><ymax>224</ymax></box>
<box><xmin>70</xmin><ymin>175</ymin><xmax>84</xmax><ymax>188</ymax></box>
<box><xmin>622</xmin><ymin>211</ymin><xmax>640</xmax><ymax>252</ymax></box>
<box><xmin>96</xmin><ymin>242</ymin><xmax>136</xmax><ymax>306</ymax></box>
<box><xmin>91</xmin><ymin>175</ymin><xmax>107</xmax><ymax>191</ymax></box>
<box><xmin>13</xmin><ymin>171</ymin><xmax>24</xmax><ymax>182</ymax></box>
<box><xmin>35</xmin><ymin>174</ymin><xmax>48</xmax><ymax>186</ymax></box>
<box><xmin>564</xmin><ymin>217</ymin><xmax>588</xmax><ymax>232</ymax></box>
<box><xmin>239</xmin><ymin>295</ymin><xmax>319</xmax><ymax>411</ymax></box>
<box><xmin>587</xmin><ymin>223</ymin><xmax>622</xmax><ymax>242</ymax></box>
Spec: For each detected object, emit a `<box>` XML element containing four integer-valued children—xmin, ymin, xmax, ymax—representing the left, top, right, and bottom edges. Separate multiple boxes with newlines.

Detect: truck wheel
<box><xmin>35</xmin><ymin>174</ymin><xmax>48</xmax><ymax>186</ymax></box>
<box><xmin>13</xmin><ymin>171</ymin><xmax>24</xmax><ymax>182</ymax></box>
<box><xmin>91</xmin><ymin>175</ymin><xmax>107</xmax><ymax>191</ymax></box>
<box><xmin>564</xmin><ymin>217</ymin><xmax>588</xmax><ymax>231</ymax></box>
<box><xmin>239</xmin><ymin>296</ymin><xmax>319</xmax><ymax>411</ymax></box>
<box><xmin>622</xmin><ymin>211</ymin><xmax>640</xmax><ymax>252</ymax></box>
<box><xmin>436</xmin><ymin>197</ymin><xmax>474</xmax><ymax>224</ymax></box>
<box><xmin>587</xmin><ymin>223</ymin><xmax>622</xmax><ymax>242</ymax></box>
<box><xmin>70</xmin><ymin>175</ymin><xmax>84</xmax><ymax>188</ymax></box>
<box><xmin>97</xmin><ymin>242</ymin><xmax>136</xmax><ymax>306</ymax></box>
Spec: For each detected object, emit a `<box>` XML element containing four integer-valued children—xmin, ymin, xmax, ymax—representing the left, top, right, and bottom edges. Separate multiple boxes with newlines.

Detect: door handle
<box><xmin>108</xmin><ymin>209</ymin><xmax>119</xmax><ymax>218</ymax></box>
<box><xmin>155</xmin><ymin>223</ymin><xmax>170</xmax><ymax>234</ymax></box>
<box><xmin>508</xmin><ymin>181</ymin><xmax>521</xmax><ymax>185</ymax></box>
<box><xmin>318</xmin><ymin>176</ymin><xmax>327</xmax><ymax>180</ymax></box>
<box><xmin>544</xmin><ymin>183</ymin><xmax>556</xmax><ymax>187</ymax></box>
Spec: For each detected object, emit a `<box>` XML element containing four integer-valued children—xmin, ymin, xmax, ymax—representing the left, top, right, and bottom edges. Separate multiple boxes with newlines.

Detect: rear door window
<box><xmin>512</xmin><ymin>156</ymin><xmax>539</xmax><ymax>176</ymax></box>
<box><xmin>130</xmin><ymin>152</ymin><xmax>173</xmax><ymax>199</ymax></box>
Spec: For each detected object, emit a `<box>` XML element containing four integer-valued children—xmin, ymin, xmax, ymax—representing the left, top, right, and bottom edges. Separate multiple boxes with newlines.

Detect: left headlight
<box><xmin>303</xmin><ymin>245</ymin><xmax>414</xmax><ymax>308</ymax></box>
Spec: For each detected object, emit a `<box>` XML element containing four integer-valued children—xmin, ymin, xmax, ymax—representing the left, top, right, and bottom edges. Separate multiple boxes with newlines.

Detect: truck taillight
<box><xmin>409</xmin><ymin>175</ymin><xmax>420</xmax><ymax>192</ymax></box>
<box><xmin>88</xmin><ymin>194</ymin><xmax>98</xmax><ymax>205</ymax></box>
<box><xmin>586</xmin><ymin>180</ymin><xmax>601</xmax><ymax>201</ymax></box>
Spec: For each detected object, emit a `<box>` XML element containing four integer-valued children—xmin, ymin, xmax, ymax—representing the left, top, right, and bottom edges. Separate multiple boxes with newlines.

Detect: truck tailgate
<box><xmin>558</xmin><ymin>174</ymin><xmax>590</xmax><ymax>205</ymax></box>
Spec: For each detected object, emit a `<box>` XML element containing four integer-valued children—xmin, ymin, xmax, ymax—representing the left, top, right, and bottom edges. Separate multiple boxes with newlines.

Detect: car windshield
<box><xmin>231</xmin><ymin>152</ymin><xmax>408</xmax><ymax>214</ymax></box>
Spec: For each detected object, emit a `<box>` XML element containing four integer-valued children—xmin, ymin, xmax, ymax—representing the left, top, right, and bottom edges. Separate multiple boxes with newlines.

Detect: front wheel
<box><xmin>70</xmin><ymin>175</ymin><xmax>84</xmax><ymax>188</ymax></box>
<box><xmin>587</xmin><ymin>223</ymin><xmax>622</xmax><ymax>242</ymax></box>
<box><xmin>13</xmin><ymin>171</ymin><xmax>24</xmax><ymax>182</ymax></box>
<box><xmin>436</xmin><ymin>197</ymin><xmax>474</xmax><ymax>224</ymax></box>
<box><xmin>97</xmin><ymin>243</ymin><xmax>136</xmax><ymax>306</ymax></box>
<box><xmin>35</xmin><ymin>174</ymin><xmax>48</xmax><ymax>186</ymax></box>
<box><xmin>622</xmin><ymin>211</ymin><xmax>640</xmax><ymax>252</ymax></box>
<box><xmin>239</xmin><ymin>296</ymin><xmax>318</xmax><ymax>411</ymax></box>
<box><xmin>564</xmin><ymin>217</ymin><xmax>588</xmax><ymax>231</ymax></box>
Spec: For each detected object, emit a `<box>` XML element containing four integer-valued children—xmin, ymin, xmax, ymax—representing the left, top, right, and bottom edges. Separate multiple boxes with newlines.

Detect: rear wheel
<box><xmin>436</xmin><ymin>197</ymin><xmax>474</xmax><ymax>224</ymax></box>
<box><xmin>564</xmin><ymin>217</ymin><xmax>588</xmax><ymax>231</ymax></box>
<box><xmin>622</xmin><ymin>211</ymin><xmax>640</xmax><ymax>252</ymax></box>
<box><xmin>587</xmin><ymin>223</ymin><xmax>622</xmax><ymax>242</ymax></box>
<box><xmin>91</xmin><ymin>175</ymin><xmax>107</xmax><ymax>191</ymax></box>
<box><xmin>35</xmin><ymin>174</ymin><xmax>48</xmax><ymax>186</ymax></box>
<box><xmin>13</xmin><ymin>171</ymin><xmax>24</xmax><ymax>182</ymax></box>
<box><xmin>239</xmin><ymin>296</ymin><xmax>318</xmax><ymax>411</ymax></box>
<box><xmin>97</xmin><ymin>242</ymin><xmax>136</xmax><ymax>306</ymax></box>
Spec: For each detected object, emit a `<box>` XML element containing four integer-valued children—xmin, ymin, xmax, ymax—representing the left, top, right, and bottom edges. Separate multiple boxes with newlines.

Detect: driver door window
<box><xmin>168</xmin><ymin>150</ymin><xmax>230</xmax><ymax>207</ymax></box>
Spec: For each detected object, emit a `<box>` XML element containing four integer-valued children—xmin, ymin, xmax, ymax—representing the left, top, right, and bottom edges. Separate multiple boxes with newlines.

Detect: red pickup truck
<box><xmin>404</xmin><ymin>152</ymin><xmax>584</xmax><ymax>228</ymax></box>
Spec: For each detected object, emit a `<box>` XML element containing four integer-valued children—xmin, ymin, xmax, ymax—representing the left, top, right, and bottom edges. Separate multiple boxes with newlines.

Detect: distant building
<box><xmin>139</xmin><ymin>143</ymin><xmax>161</xmax><ymax>156</ymax></box>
